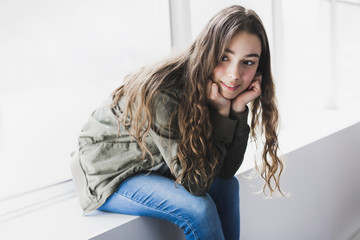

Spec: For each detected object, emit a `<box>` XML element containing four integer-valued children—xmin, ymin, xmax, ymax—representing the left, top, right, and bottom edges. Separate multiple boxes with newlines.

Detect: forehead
<box><xmin>227</xmin><ymin>31</ymin><xmax>262</xmax><ymax>56</ymax></box>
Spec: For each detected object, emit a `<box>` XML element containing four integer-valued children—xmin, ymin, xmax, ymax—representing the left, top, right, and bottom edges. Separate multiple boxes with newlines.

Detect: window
<box><xmin>189</xmin><ymin>0</ymin><xmax>273</xmax><ymax>43</ymax></box>
<box><xmin>278</xmin><ymin>0</ymin><xmax>333</xmax><ymax>126</ymax></box>
<box><xmin>278</xmin><ymin>0</ymin><xmax>360</xmax><ymax>131</ymax></box>
<box><xmin>336</xmin><ymin>2</ymin><xmax>360</xmax><ymax>109</ymax></box>
<box><xmin>0</xmin><ymin>0</ymin><xmax>171</xmax><ymax>198</ymax></box>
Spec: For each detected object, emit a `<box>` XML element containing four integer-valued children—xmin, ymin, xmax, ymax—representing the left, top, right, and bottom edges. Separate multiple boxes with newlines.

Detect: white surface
<box><xmin>239</xmin><ymin>121</ymin><xmax>360</xmax><ymax>240</ymax></box>
<box><xmin>0</xmin><ymin>195</ymin><xmax>138</xmax><ymax>240</ymax></box>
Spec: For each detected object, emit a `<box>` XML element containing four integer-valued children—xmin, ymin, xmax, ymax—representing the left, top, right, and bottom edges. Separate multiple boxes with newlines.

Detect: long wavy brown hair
<box><xmin>111</xmin><ymin>5</ymin><xmax>283</xmax><ymax>195</ymax></box>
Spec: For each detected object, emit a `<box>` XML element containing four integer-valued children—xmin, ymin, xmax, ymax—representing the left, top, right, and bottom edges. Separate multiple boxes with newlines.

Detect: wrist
<box><xmin>231</xmin><ymin>103</ymin><xmax>247</xmax><ymax>114</ymax></box>
<box><xmin>218</xmin><ymin>107</ymin><xmax>230</xmax><ymax>118</ymax></box>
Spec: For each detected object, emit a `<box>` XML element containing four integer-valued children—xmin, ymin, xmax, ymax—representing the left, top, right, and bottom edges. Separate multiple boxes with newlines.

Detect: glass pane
<box><xmin>279</xmin><ymin>0</ymin><xmax>332</xmax><ymax>126</ymax></box>
<box><xmin>189</xmin><ymin>0</ymin><xmax>273</xmax><ymax>43</ymax></box>
<box><xmin>336</xmin><ymin>3</ymin><xmax>360</xmax><ymax>109</ymax></box>
<box><xmin>0</xmin><ymin>0</ymin><xmax>171</xmax><ymax>198</ymax></box>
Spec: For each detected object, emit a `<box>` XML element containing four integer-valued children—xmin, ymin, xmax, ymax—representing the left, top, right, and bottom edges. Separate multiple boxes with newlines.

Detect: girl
<box><xmin>71</xmin><ymin>5</ymin><xmax>283</xmax><ymax>240</ymax></box>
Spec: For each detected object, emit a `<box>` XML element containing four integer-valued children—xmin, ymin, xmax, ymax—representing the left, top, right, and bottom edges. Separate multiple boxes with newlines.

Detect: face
<box><xmin>212</xmin><ymin>31</ymin><xmax>262</xmax><ymax>100</ymax></box>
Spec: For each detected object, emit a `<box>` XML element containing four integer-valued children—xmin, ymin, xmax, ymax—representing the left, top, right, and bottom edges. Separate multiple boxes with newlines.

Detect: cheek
<box><xmin>213</xmin><ymin>65</ymin><xmax>226</xmax><ymax>81</ymax></box>
<box><xmin>242</xmin><ymin>70</ymin><xmax>257</xmax><ymax>86</ymax></box>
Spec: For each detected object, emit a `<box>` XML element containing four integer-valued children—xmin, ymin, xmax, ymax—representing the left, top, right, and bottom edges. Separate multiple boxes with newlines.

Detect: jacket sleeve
<box><xmin>217</xmin><ymin>108</ymin><xmax>250</xmax><ymax>178</ymax></box>
<box><xmin>148</xmin><ymin>92</ymin><xmax>183</xmax><ymax>178</ymax></box>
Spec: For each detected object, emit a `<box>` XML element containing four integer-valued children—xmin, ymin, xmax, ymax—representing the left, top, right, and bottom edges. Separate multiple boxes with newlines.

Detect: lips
<box><xmin>220</xmin><ymin>81</ymin><xmax>240</xmax><ymax>91</ymax></box>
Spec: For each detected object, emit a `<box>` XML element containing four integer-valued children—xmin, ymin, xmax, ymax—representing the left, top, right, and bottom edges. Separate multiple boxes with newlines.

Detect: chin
<box><xmin>221</xmin><ymin>92</ymin><xmax>237</xmax><ymax>100</ymax></box>
<box><xmin>219</xmin><ymin>87</ymin><xmax>242</xmax><ymax>100</ymax></box>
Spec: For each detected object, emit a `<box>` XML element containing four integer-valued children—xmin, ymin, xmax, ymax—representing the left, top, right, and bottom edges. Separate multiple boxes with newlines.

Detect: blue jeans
<box><xmin>98</xmin><ymin>173</ymin><xmax>240</xmax><ymax>240</ymax></box>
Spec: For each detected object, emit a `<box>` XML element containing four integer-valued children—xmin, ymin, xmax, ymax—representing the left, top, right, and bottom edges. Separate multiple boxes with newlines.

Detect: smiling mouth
<box><xmin>220</xmin><ymin>81</ymin><xmax>240</xmax><ymax>91</ymax></box>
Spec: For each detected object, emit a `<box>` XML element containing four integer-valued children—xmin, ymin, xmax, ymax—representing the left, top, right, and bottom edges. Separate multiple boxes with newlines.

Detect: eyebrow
<box><xmin>225</xmin><ymin>48</ymin><xmax>260</xmax><ymax>58</ymax></box>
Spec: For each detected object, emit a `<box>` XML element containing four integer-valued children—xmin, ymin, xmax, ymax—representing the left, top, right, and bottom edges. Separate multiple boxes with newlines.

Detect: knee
<box><xmin>215</xmin><ymin>176</ymin><xmax>239</xmax><ymax>193</ymax></box>
<box><xmin>226</xmin><ymin>176</ymin><xmax>240</xmax><ymax>201</ymax></box>
<box><xmin>186</xmin><ymin>195</ymin><xmax>218</xmax><ymax>221</ymax></box>
<box><xmin>209</xmin><ymin>176</ymin><xmax>240</xmax><ymax>205</ymax></box>
<box><xmin>223</xmin><ymin>176</ymin><xmax>239</xmax><ymax>188</ymax></box>
<box><xmin>228</xmin><ymin>176</ymin><xmax>239</xmax><ymax>193</ymax></box>
<box><xmin>168</xmin><ymin>191</ymin><xmax>226</xmax><ymax>239</ymax></box>
<box><xmin>180</xmin><ymin>196</ymin><xmax>225</xmax><ymax>239</ymax></box>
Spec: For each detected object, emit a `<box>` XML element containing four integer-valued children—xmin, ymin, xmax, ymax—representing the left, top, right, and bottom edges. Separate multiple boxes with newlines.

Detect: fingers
<box><xmin>253</xmin><ymin>73</ymin><xmax>262</xmax><ymax>85</ymax></box>
<box><xmin>207</xmin><ymin>80</ymin><xmax>214</xmax><ymax>101</ymax></box>
<box><xmin>247</xmin><ymin>80</ymin><xmax>259</xmax><ymax>91</ymax></box>
<box><xmin>255</xmin><ymin>71</ymin><xmax>262</xmax><ymax>80</ymax></box>
<box><xmin>247</xmin><ymin>74</ymin><xmax>262</xmax><ymax>90</ymax></box>
<box><xmin>207</xmin><ymin>79</ymin><xmax>231</xmax><ymax>117</ymax></box>
<box><xmin>207</xmin><ymin>80</ymin><xmax>220</xmax><ymax>101</ymax></box>
<box><xmin>206</xmin><ymin>79</ymin><xmax>212</xmax><ymax>95</ymax></box>
<box><xmin>211</xmin><ymin>82</ymin><xmax>219</xmax><ymax>99</ymax></box>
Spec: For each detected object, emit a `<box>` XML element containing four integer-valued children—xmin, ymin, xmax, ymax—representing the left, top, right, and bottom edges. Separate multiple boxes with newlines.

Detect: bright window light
<box><xmin>0</xmin><ymin>0</ymin><xmax>171</xmax><ymax>198</ymax></box>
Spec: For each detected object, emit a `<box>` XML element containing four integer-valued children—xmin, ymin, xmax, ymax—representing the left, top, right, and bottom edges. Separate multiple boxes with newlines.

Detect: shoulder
<box><xmin>152</xmin><ymin>90</ymin><xmax>179</xmax><ymax>115</ymax></box>
<box><xmin>153</xmin><ymin>88</ymin><xmax>181</xmax><ymax>108</ymax></box>
<box><xmin>160</xmin><ymin>87</ymin><xmax>182</xmax><ymax>101</ymax></box>
<box><xmin>151</xmin><ymin>89</ymin><xmax>181</xmax><ymax>130</ymax></box>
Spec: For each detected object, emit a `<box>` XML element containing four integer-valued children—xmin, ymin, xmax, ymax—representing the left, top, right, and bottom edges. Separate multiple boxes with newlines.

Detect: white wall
<box><xmin>239</xmin><ymin>122</ymin><xmax>360</xmax><ymax>240</ymax></box>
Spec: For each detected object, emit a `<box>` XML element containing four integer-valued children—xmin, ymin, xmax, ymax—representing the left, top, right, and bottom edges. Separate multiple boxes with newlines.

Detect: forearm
<box><xmin>219</xmin><ymin>108</ymin><xmax>250</xmax><ymax>178</ymax></box>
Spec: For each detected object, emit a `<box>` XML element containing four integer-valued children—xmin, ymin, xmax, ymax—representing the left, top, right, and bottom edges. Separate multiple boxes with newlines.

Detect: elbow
<box><xmin>189</xmin><ymin>187</ymin><xmax>207</xmax><ymax>196</ymax></box>
<box><xmin>182</xmin><ymin>182</ymin><xmax>209</xmax><ymax>196</ymax></box>
<box><xmin>219</xmin><ymin>171</ymin><xmax>235</xmax><ymax>179</ymax></box>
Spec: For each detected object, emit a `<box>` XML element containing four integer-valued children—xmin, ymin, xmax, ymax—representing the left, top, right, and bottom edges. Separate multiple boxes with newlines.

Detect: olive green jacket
<box><xmin>70</xmin><ymin>90</ymin><xmax>250</xmax><ymax>214</ymax></box>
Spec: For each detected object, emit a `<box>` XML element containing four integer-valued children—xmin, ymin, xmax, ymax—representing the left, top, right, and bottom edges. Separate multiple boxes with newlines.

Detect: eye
<box><xmin>243</xmin><ymin>60</ymin><xmax>255</xmax><ymax>66</ymax></box>
<box><xmin>221</xmin><ymin>55</ymin><xmax>229</xmax><ymax>61</ymax></box>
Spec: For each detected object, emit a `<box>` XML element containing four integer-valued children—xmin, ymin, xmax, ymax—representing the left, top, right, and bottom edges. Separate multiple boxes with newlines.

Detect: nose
<box><xmin>226</xmin><ymin>63</ymin><xmax>240</xmax><ymax>80</ymax></box>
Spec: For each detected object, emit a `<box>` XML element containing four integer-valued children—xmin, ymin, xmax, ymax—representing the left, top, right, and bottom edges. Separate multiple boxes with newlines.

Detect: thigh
<box><xmin>99</xmin><ymin>173</ymin><xmax>205</xmax><ymax>216</ymax></box>
<box><xmin>98</xmin><ymin>173</ymin><xmax>225</xmax><ymax>240</ymax></box>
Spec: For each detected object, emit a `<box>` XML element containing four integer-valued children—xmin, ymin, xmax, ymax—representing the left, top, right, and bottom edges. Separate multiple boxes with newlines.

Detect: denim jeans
<box><xmin>98</xmin><ymin>173</ymin><xmax>240</xmax><ymax>240</ymax></box>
